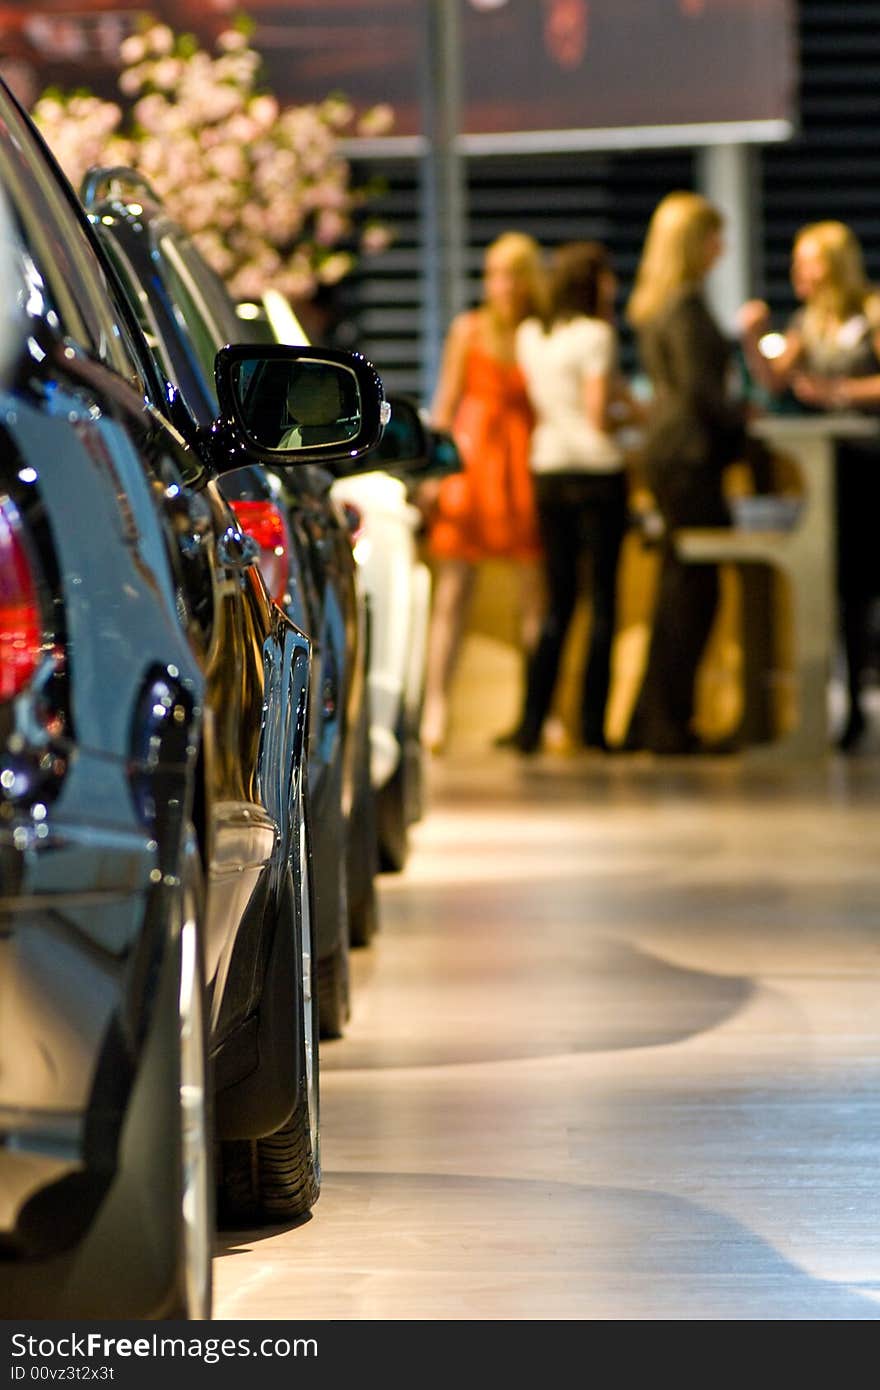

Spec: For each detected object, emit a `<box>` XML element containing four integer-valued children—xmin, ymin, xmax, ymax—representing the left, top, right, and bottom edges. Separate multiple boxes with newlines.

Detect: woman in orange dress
<box><xmin>421</xmin><ymin>232</ymin><xmax>547</xmax><ymax>753</ymax></box>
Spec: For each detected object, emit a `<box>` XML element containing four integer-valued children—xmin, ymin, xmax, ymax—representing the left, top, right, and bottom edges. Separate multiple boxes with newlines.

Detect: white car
<box><xmin>331</xmin><ymin>466</ymin><xmax>431</xmax><ymax>870</ymax></box>
<box><xmin>259</xmin><ymin>290</ymin><xmax>432</xmax><ymax>871</ymax></box>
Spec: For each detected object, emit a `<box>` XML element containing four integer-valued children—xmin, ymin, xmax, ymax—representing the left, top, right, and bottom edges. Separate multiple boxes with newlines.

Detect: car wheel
<box><xmin>349</xmin><ymin>870</ymin><xmax>378</xmax><ymax>948</ymax></box>
<box><xmin>219</xmin><ymin>778</ymin><xmax>321</xmax><ymax>1222</ymax></box>
<box><xmin>167</xmin><ymin>828</ymin><xmax>213</xmax><ymax>1319</ymax></box>
<box><xmin>377</xmin><ymin>767</ymin><xmax>408</xmax><ymax>872</ymax></box>
<box><xmin>377</xmin><ymin>707</ymin><xmax>414</xmax><ymax>874</ymax></box>
<box><xmin>318</xmin><ymin>929</ymin><xmax>351</xmax><ymax>1039</ymax></box>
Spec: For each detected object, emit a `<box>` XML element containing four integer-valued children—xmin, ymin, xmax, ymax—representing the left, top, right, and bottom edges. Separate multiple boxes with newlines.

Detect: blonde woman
<box><xmin>739</xmin><ymin>221</ymin><xmax>880</xmax><ymax>751</ymax></box>
<box><xmin>421</xmin><ymin>232</ymin><xmax>547</xmax><ymax>754</ymax></box>
<box><xmin>623</xmin><ymin>192</ymin><xmax>747</xmax><ymax>754</ymax></box>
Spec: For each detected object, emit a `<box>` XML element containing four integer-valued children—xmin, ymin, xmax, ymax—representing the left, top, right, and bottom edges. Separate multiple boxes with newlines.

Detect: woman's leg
<box><xmin>516</xmin><ymin>558</ymin><xmax>546</xmax><ymax>656</ymax></box>
<box><xmin>835</xmin><ymin>450</ymin><xmax>878</xmax><ymax>750</ymax></box>
<box><xmin>626</xmin><ymin>470</ymin><xmax>726</xmax><ymax>752</ymax></box>
<box><xmin>580</xmin><ymin>474</ymin><xmax>627</xmax><ymax>747</ymax></box>
<box><xmin>628</xmin><ymin>548</ymin><xmax>718</xmax><ymax>751</ymax></box>
<box><xmin>515</xmin><ymin>478</ymin><xmax>579</xmax><ymax>752</ymax></box>
<box><xmin>421</xmin><ymin>558</ymin><xmax>476</xmax><ymax>752</ymax></box>
<box><xmin>839</xmin><ymin>592</ymin><xmax>870</xmax><ymax>749</ymax></box>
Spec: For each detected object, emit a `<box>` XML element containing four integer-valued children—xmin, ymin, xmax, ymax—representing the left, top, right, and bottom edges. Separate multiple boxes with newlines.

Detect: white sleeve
<box><xmin>577</xmin><ymin>319</ymin><xmax>616</xmax><ymax>379</ymax></box>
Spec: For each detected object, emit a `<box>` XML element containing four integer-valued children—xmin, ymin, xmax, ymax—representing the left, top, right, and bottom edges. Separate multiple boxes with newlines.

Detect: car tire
<box><xmin>377</xmin><ymin>760</ymin><xmax>408</xmax><ymax>873</ymax></box>
<box><xmin>349</xmin><ymin>871</ymin><xmax>378</xmax><ymax>948</ymax></box>
<box><xmin>218</xmin><ymin>778</ymin><xmax>321</xmax><ymax>1223</ymax></box>
<box><xmin>377</xmin><ymin>705</ymin><xmax>420</xmax><ymax>874</ymax></box>
<box><xmin>317</xmin><ymin>928</ymin><xmax>351</xmax><ymax>1039</ymax></box>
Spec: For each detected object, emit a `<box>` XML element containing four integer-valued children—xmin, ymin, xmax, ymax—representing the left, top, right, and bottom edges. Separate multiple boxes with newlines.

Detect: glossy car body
<box><xmin>83</xmin><ymin>175</ymin><xmax>378</xmax><ymax>1028</ymax></box>
<box><xmin>343</xmin><ymin>398</ymin><xmax>465</xmax><ymax>866</ymax></box>
<box><xmin>0</xmin><ymin>86</ymin><xmax>384</xmax><ymax>1316</ymax></box>
<box><xmin>332</xmin><ymin>469</ymin><xmax>430</xmax><ymax>868</ymax></box>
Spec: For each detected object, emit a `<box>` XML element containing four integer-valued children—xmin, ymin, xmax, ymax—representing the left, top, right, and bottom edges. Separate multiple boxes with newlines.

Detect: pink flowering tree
<box><xmin>32</xmin><ymin>18</ymin><xmax>393</xmax><ymax>302</ymax></box>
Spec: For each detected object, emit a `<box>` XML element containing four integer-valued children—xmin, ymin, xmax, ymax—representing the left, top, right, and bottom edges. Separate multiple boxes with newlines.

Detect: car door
<box><xmin>0</xmin><ymin>89</ymin><xmax>302</xmax><ymax>1024</ymax></box>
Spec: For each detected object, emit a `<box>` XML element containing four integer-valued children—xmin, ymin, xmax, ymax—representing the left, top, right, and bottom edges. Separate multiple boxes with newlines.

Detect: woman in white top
<box><xmin>511</xmin><ymin>240</ymin><xmax>627</xmax><ymax>752</ymax></box>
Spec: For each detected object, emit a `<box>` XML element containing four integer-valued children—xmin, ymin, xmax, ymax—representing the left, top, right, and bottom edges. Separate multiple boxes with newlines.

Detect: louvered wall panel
<box><xmin>760</xmin><ymin>0</ymin><xmax>880</xmax><ymax>322</ymax></box>
<box><xmin>330</xmin><ymin>159</ymin><xmax>423</xmax><ymax>395</ymax></box>
<box><xmin>344</xmin><ymin>150</ymin><xmax>694</xmax><ymax>399</ymax></box>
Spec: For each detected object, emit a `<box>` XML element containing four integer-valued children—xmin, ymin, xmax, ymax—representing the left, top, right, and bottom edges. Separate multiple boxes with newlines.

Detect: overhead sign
<box><xmin>0</xmin><ymin>0</ymin><xmax>797</xmax><ymax>149</ymax></box>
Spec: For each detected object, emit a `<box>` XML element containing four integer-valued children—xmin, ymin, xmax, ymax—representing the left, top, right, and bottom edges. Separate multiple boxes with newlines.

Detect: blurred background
<box><xmin>2</xmin><ymin>0</ymin><xmax>873</xmax><ymax>749</ymax></box>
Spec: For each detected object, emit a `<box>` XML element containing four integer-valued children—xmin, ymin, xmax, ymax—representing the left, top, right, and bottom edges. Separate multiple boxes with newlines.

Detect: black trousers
<box><xmin>518</xmin><ymin>469</ymin><xmax>627</xmax><ymax>748</ymax></box>
<box><xmin>836</xmin><ymin>444</ymin><xmax>880</xmax><ymax>724</ymax></box>
<box><xmin>627</xmin><ymin>466</ymin><xmax>729</xmax><ymax>752</ymax></box>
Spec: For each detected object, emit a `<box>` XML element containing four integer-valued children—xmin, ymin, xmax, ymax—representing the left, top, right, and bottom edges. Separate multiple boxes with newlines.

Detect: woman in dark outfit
<box><xmin>624</xmin><ymin>192</ymin><xmax>747</xmax><ymax>754</ymax></box>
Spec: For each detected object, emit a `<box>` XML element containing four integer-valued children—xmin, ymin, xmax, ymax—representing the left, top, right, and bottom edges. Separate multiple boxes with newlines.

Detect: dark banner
<box><xmin>0</xmin><ymin>1321</ymin><xmax>603</xmax><ymax>1383</ymax></box>
<box><xmin>0</xmin><ymin>0</ymin><xmax>796</xmax><ymax>144</ymax></box>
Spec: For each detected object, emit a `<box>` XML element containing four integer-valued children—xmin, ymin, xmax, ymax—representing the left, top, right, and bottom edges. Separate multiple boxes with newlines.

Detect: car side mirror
<box><xmin>333</xmin><ymin>393</ymin><xmax>431</xmax><ymax>479</ymax></box>
<box><xmin>424</xmin><ymin>426</ymin><xmax>463</xmax><ymax>479</ymax></box>
<box><xmin>211</xmin><ymin>343</ymin><xmax>388</xmax><ymax>473</ymax></box>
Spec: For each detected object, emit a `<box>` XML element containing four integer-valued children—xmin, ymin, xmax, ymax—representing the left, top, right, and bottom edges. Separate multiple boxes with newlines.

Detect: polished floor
<box><xmin>214</xmin><ymin>749</ymin><xmax>880</xmax><ymax>1320</ymax></box>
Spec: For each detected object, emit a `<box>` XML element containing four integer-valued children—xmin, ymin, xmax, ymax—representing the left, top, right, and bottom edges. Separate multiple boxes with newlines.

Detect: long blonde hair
<box><xmin>627</xmin><ymin>192</ymin><xmax>723</xmax><ymax>328</ymax></box>
<box><xmin>795</xmin><ymin>221</ymin><xmax>873</xmax><ymax>334</ymax></box>
<box><xmin>482</xmin><ymin>231</ymin><xmax>548</xmax><ymax>330</ymax></box>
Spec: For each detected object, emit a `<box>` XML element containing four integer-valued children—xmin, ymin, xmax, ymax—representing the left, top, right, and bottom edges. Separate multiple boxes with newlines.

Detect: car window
<box><xmin>95</xmin><ymin>228</ymin><xmax>175</xmax><ymax>378</ymax></box>
<box><xmin>0</xmin><ymin>91</ymin><xmax>149</xmax><ymax>392</ymax></box>
<box><xmin>173</xmin><ymin>237</ymin><xmax>243</xmax><ymax>344</ymax></box>
<box><xmin>155</xmin><ymin>235</ymin><xmax>226</xmax><ymax>413</ymax></box>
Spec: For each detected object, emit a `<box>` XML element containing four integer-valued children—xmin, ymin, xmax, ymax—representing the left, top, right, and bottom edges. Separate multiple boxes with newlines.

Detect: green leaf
<box><xmin>177</xmin><ymin>32</ymin><xmax>200</xmax><ymax>59</ymax></box>
<box><xmin>232</xmin><ymin>13</ymin><xmax>257</xmax><ymax>38</ymax></box>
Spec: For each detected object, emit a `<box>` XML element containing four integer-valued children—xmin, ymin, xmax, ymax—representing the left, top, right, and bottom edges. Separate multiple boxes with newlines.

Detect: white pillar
<box><xmin>696</xmin><ymin>144</ymin><xmax>757</xmax><ymax>335</ymax></box>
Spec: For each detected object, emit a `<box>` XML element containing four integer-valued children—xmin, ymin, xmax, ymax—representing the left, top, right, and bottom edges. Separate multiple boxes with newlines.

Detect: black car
<box><xmin>0</xmin><ymin>83</ymin><xmax>385</xmax><ymax>1317</ymax></box>
<box><xmin>82</xmin><ymin>170</ymin><xmax>378</xmax><ymax>1034</ymax></box>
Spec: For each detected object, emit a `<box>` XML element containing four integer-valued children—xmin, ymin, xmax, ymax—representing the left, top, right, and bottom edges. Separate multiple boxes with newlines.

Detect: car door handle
<box><xmin>216</xmin><ymin>525</ymin><xmax>260</xmax><ymax>570</ymax></box>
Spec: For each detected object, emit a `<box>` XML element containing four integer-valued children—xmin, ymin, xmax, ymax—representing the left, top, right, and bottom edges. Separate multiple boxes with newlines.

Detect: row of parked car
<box><xmin>0</xmin><ymin>79</ymin><xmax>455</xmax><ymax>1318</ymax></box>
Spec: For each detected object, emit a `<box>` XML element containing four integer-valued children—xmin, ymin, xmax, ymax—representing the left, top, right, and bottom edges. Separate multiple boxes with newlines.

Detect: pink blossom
<box><xmin>207</xmin><ymin>144</ymin><xmax>247</xmax><ymax>181</ymax></box>
<box><xmin>217</xmin><ymin>29</ymin><xmax>249</xmax><ymax>52</ymax></box>
<box><xmin>30</xmin><ymin>18</ymin><xmax>395</xmax><ymax>304</ymax></box>
<box><xmin>279</xmin><ymin>268</ymin><xmax>318</xmax><ymax>301</ymax></box>
<box><xmin>149</xmin><ymin>57</ymin><xmax>184</xmax><ymax>92</ymax></box>
<box><xmin>249</xmin><ymin>95</ymin><xmax>278</xmax><ymax>132</ymax></box>
<box><xmin>318</xmin><ymin>252</ymin><xmax>354</xmax><ymax>285</ymax></box>
<box><xmin>133</xmin><ymin>93</ymin><xmax>166</xmax><ymax>132</ymax></box>
<box><xmin>119</xmin><ymin>35</ymin><xmax>146</xmax><ymax>65</ymax></box>
<box><xmin>146</xmin><ymin>24</ymin><xmax>175</xmax><ymax>57</ymax></box>
<box><xmin>229</xmin><ymin>263</ymin><xmax>267</xmax><ymax>301</ymax></box>
<box><xmin>321</xmin><ymin>96</ymin><xmax>354</xmax><ymax>130</ymax></box>
<box><xmin>119</xmin><ymin>67</ymin><xmax>145</xmax><ymax>97</ymax></box>
<box><xmin>357</xmin><ymin>103</ymin><xmax>395</xmax><ymax>138</ymax></box>
<box><xmin>226</xmin><ymin>112</ymin><xmax>260</xmax><ymax>144</ymax></box>
<box><xmin>315</xmin><ymin>208</ymin><xmax>348</xmax><ymax>246</ymax></box>
<box><xmin>360</xmin><ymin>223</ymin><xmax>393</xmax><ymax>255</ymax></box>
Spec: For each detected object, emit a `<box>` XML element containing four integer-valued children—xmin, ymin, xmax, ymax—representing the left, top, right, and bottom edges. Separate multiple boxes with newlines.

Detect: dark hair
<box><xmin>544</xmin><ymin>240</ymin><xmax>611</xmax><ymax>329</ymax></box>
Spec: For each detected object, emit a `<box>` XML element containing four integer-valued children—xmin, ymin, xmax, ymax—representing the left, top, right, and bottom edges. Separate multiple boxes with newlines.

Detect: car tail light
<box><xmin>0</xmin><ymin>497</ymin><xmax>41</xmax><ymax>701</ymax></box>
<box><xmin>228</xmin><ymin>499</ymin><xmax>292</xmax><ymax>605</ymax></box>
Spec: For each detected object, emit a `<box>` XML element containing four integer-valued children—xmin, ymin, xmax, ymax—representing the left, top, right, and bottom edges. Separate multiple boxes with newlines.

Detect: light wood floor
<box><xmin>213</xmin><ymin>750</ymin><xmax>880</xmax><ymax>1320</ymax></box>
